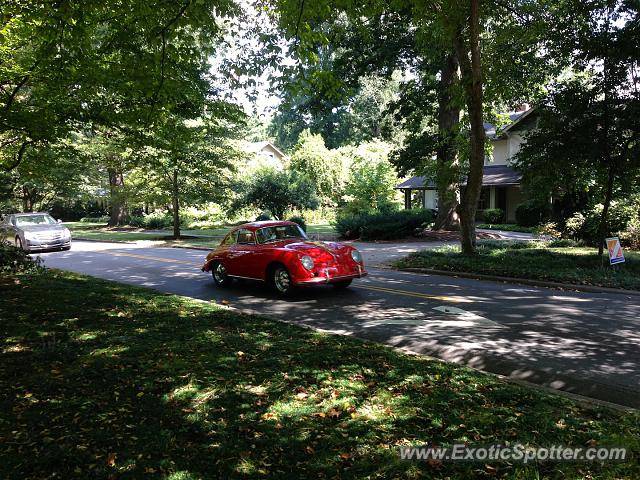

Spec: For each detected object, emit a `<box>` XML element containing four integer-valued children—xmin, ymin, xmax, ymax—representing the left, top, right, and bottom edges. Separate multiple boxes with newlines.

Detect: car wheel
<box><xmin>212</xmin><ymin>261</ymin><xmax>233</xmax><ymax>287</ymax></box>
<box><xmin>15</xmin><ymin>236</ymin><xmax>26</xmax><ymax>252</ymax></box>
<box><xmin>332</xmin><ymin>279</ymin><xmax>352</xmax><ymax>289</ymax></box>
<box><xmin>272</xmin><ymin>265</ymin><xmax>294</xmax><ymax>295</ymax></box>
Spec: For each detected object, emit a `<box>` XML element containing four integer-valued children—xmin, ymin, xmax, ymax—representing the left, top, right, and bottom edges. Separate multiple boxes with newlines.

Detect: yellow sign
<box><xmin>605</xmin><ymin>237</ymin><xmax>625</xmax><ymax>265</ymax></box>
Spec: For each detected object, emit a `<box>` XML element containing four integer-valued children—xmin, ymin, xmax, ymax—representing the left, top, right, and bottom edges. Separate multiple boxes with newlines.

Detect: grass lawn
<box><xmin>476</xmin><ymin>224</ymin><xmax>537</xmax><ymax>233</ymax></box>
<box><xmin>395</xmin><ymin>241</ymin><xmax>640</xmax><ymax>290</ymax></box>
<box><xmin>1</xmin><ymin>270</ymin><xmax>639</xmax><ymax>479</ymax></box>
<box><xmin>66</xmin><ymin>223</ymin><xmax>336</xmax><ymax>244</ymax></box>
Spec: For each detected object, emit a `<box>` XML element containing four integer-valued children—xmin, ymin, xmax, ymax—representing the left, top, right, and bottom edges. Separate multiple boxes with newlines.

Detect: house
<box><xmin>395</xmin><ymin>106</ymin><xmax>537</xmax><ymax>223</ymax></box>
<box><xmin>244</xmin><ymin>141</ymin><xmax>288</xmax><ymax>172</ymax></box>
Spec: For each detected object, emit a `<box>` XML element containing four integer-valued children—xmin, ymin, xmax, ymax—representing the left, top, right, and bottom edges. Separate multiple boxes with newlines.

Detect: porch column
<box><xmin>489</xmin><ymin>187</ymin><xmax>496</xmax><ymax>209</ymax></box>
<box><xmin>404</xmin><ymin>189</ymin><xmax>412</xmax><ymax>209</ymax></box>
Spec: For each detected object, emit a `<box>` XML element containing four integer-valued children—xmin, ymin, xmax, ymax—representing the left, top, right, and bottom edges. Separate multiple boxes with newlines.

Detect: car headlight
<box><xmin>351</xmin><ymin>249</ymin><xmax>362</xmax><ymax>263</ymax></box>
<box><xmin>63</xmin><ymin>228</ymin><xmax>71</xmax><ymax>239</ymax></box>
<box><xmin>23</xmin><ymin>231</ymin><xmax>36</xmax><ymax>240</ymax></box>
<box><xmin>300</xmin><ymin>255</ymin><xmax>314</xmax><ymax>270</ymax></box>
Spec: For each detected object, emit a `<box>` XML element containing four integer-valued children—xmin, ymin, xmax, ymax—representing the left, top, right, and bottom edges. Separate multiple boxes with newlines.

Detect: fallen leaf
<box><xmin>107</xmin><ymin>452</ymin><xmax>116</xmax><ymax>467</ymax></box>
<box><xmin>327</xmin><ymin>408</ymin><xmax>341</xmax><ymax>419</ymax></box>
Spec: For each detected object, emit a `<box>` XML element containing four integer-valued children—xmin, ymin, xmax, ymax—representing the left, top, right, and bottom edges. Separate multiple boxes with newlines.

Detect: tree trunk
<box><xmin>108</xmin><ymin>168</ymin><xmax>127</xmax><ymax>226</ymax></box>
<box><xmin>433</xmin><ymin>51</ymin><xmax>461</xmax><ymax>231</ymax></box>
<box><xmin>172</xmin><ymin>169</ymin><xmax>180</xmax><ymax>240</ymax></box>
<box><xmin>454</xmin><ymin>0</ymin><xmax>485</xmax><ymax>255</ymax></box>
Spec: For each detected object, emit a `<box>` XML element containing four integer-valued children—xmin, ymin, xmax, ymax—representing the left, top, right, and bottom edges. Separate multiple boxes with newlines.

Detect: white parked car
<box><xmin>0</xmin><ymin>213</ymin><xmax>72</xmax><ymax>252</ymax></box>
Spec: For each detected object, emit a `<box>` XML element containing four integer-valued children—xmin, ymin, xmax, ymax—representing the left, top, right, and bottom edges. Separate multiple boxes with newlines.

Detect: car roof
<box><xmin>13</xmin><ymin>212</ymin><xmax>49</xmax><ymax>216</ymax></box>
<box><xmin>233</xmin><ymin>220</ymin><xmax>298</xmax><ymax>232</ymax></box>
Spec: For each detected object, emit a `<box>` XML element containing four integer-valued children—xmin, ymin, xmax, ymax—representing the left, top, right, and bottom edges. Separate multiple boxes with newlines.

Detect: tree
<box><xmin>264</xmin><ymin>0</ymin><xmax>570</xmax><ymax>253</ymax></box>
<box><xmin>289</xmin><ymin>130</ymin><xmax>342</xmax><ymax>204</ymax></box>
<box><xmin>136</xmin><ymin>108</ymin><xmax>245</xmax><ymax>239</ymax></box>
<box><xmin>1</xmin><ymin>1</ymin><xmax>241</xmax><ymax>174</ymax></box>
<box><xmin>232</xmin><ymin>167</ymin><xmax>319</xmax><ymax>220</ymax></box>
<box><xmin>514</xmin><ymin>0</ymin><xmax>640</xmax><ymax>255</ymax></box>
<box><xmin>341</xmin><ymin>141</ymin><xmax>399</xmax><ymax>215</ymax></box>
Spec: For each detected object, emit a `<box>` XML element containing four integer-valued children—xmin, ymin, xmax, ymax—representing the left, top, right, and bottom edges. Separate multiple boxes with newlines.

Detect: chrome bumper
<box><xmin>295</xmin><ymin>266</ymin><xmax>368</xmax><ymax>285</ymax></box>
<box><xmin>25</xmin><ymin>239</ymin><xmax>71</xmax><ymax>251</ymax></box>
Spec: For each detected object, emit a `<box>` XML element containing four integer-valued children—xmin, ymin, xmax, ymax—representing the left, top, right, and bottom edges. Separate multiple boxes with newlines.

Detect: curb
<box><xmin>170</xmin><ymin>245</ymin><xmax>211</xmax><ymax>252</ymax></box>
<box><xmin>74</xmin><ymin>237</ymin><xmax>137</xmax><ymax>245</ymax></box>
<box><xmin>398</xmin><ymin>267</ymin><xmax>640</xmax><ymax>296</ymax></box>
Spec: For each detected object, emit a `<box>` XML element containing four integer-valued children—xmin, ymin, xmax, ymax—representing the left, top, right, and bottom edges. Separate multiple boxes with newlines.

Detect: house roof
<box><xmin>246</xmin><ymin>141</ymin><xmax>287</xmax><ymax>158</ymax></box>
<box><xmin>395</xmin><ymin>165</ymin><xmax>522</xmax><ymax>190</ymax></box>
<box><xmin>484</xmin><ymin>111</ymin><xmax>527</xmax><ymax>139</ymax></box>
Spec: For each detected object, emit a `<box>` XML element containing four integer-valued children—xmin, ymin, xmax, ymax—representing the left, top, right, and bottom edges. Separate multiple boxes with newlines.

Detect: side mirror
<box><xmin>57</xmin><ymin>219</ymin><xmax>63</xmax><ymax>224</ymax></box>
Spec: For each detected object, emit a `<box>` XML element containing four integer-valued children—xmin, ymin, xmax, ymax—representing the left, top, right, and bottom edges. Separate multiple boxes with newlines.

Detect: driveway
<box><xmin>32</xmin><ymin>240</ymin><xmax>640</xmax><ymax>408</ymax></box>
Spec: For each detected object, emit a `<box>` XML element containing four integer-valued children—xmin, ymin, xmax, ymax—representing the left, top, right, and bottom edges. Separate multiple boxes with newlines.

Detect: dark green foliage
<box><xmin>335</xmin><ymin>209</ymin><xmax>434</xmax><ymax>240</ymax></box>
<box><xmin>127</xmin><ymin>216</ymin><xmax>146</xmax><ymax>228</ymax></box>
<box><xmin>139</xmin><ymin>212</ymin><xmax>172</xmax><ymax>230</ymax></box>
<box><xmin>232</xmin><ymin>168</ymin><xmax>319</xmax><ymax>220</ymax></box>
<box><xmin>0</xmin><ymin>244</ymin><xmax>43</xmax><ymax>274</ymax></box>
<box><xmin>565</xmin><ymin>202</ymin><xmax>636</xmax><ymax>245</ymax></box>
<box><xmin>255</xmin><ymin>213</ymin><xmax>272</xmax><ymax>221</ymax></box>
<box><xmin>287</xmin><ymin>216</ymin><xmax>307</xmax><ymax>232</ymax></box>
<box><xmin>515</xmin><ymin>200</ymin><xmax>550</xmax><ymax>227</ymax></box>
<box><xmin>482</xmin><ymin>208</ymin><xmax>504</xmax><ymax>224</ymax></box>
<box><xmin>476</xmin><ymin>224</ymin><xmax>535</xmax><ymax>233</ymax></box>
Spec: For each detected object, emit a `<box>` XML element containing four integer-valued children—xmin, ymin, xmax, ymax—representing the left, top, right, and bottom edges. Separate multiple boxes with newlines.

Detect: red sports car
<box><xmin>201</xmin><ymin>221</ymin><xmax>367</xmax><ymax>294</ymax></box>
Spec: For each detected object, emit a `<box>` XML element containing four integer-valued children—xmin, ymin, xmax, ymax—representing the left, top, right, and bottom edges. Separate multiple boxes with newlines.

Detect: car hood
<box><xmin>18</xmin><ymin>224</ymin><xmax>66</xmax><ymax>233</ymax></box>
<box><xmin>282</xmin><ymin>240</ymin><xmax>350</xmax><ymax>255</ymax></box>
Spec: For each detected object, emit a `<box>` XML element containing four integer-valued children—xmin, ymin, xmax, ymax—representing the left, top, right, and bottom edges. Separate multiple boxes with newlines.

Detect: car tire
<box><xmin>211</xmin><ymin>261</ymin><xmax>233</xmax><ymax>287</ymax></box>
<box><xmin>15</xmin><ymin>236</ymin><xmax>26</xmax><ymax>252</ymax></box>
<box><xmin>271</xmin><ymin>265</ymin><xmax>294</xmax><ymax>295</ymax></box>
<box><xmin>332</xmin><ymin>279</ymin><xmax>353</xmax><ymax>289</ymax></box>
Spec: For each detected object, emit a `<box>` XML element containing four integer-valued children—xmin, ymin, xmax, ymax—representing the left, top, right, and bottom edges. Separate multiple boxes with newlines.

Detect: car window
<box><xmin>256</xmin><ymin>224</ymin><xmax>307</xmax><ymax>244</ymax></box>
<box><xmin>15</xmin><ymin>214</ymin><xmax>56</xmax><ymax>227</ymax></box>
<box><xmin>221</xmin><ymin>231</ymin><xmax>237</xmax><ymax>246</ymax></box>
<box><xmin>236</xmin><ymin>229</ymin><xmax>255</xmax><ymax>245</ymax></box>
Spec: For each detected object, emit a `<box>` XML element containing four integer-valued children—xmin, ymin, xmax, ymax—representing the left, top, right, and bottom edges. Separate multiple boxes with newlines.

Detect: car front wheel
<box><xmin>272</xmin><ymin>265</ymin><xmax>294</xmax><ymax>295</ymax></box>
<box><xmin>212</xmin><ymin>261</ymin><xmax>233</xmax><ymax>287</ymax></box>
<box><xmin>15</xmin><ymin>236</ymin><xmax>26</xmax><ymax>252</ymax></box>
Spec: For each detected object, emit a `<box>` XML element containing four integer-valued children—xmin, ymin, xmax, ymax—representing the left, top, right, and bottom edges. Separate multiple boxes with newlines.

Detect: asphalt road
<box><xmin>34</xmin><ymin>241</ymin><xmax>640</xmax><ymax>408</ymax></box>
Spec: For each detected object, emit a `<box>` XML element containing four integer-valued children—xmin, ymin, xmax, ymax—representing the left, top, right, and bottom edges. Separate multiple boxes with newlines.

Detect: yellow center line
<box><xmin>354</xmin><ymin>284</ymin><xmax>469</xmax><ymax>303</ymax></box>
<box><xmin>104</xmin><ymin>250</ymin><xmax>201</xmax><ymax>268</ymax></box>
<box><xmin>100</xmin><ymin>250</ymin><xmax>467</xmax><ymax>304</ymax></box>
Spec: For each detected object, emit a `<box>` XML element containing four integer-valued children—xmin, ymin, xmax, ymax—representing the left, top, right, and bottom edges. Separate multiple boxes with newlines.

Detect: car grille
<box><xmin>31</xmin><ymin>231</ymin><xmax>64</xmax><ymax>241</ymax></box>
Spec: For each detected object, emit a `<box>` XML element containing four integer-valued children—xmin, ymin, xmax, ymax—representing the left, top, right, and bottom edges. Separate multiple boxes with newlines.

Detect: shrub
<box><xmin>128</xmin><ymin>216</ymin><xmax>145</xmax><ymax>228</ymax></box>
<box><xmin>255</xmin><ymin>213</ymin><xmax>271</xmax><ymax>221</ymax></box>
<box><xmin>80</xmin><ymin>216</ymin><xmax>109</xmax><ymax>223</ymax></box>
<box><xmin>564</xmin><ymin>212</ymin><xmax>586</xmax><ymax>239</ymax></box>
<box><xmin>534</xmin><ymin>222</ymin><xmax>561</xmax><ymax>239</ymax></box>
<box><xmin>619</xmin><ymin>217</ymin><xmax>640</xmax><ymax>249</ymax></box>
<box><xmin>515</xmin><ymin>200</ymin><xmax>550</xmax><ymax>227</ymax></box>
<box><xmin>548</xmin><ymin>238</ymin><xmax>583</xmax><ymax>248</ymax></box>
<box><xmin>143</xmin><ymin>211</ymin><xmax>172</xmax><ymax>229</ymax></box>
<box><xmin>287</xmin><ymin>216</ymin><xmax>307</xmax><ymax>232</ymax></box>
<box><xmin>335</xmin><ymin>209</ymin><xmax>434</xmax><ymax>240</ymax></box>
<box><xmin>483</xmin><ymin>208</ymin><xmax>504</xmax><ymax>224</ymax></box>
<box><xmin>0</xmin><ymin>243</ymin><xmax>44</xmax><ymax>274</ymax></box>
<box><xmin>565</xmin><ymin>202</ymin><xmax>635</xmax><ymax>244</ymax></box>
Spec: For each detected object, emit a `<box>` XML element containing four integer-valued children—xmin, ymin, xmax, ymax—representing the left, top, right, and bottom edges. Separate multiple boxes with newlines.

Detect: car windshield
<box><xmin>256</xmin><ymin>224</ymin><xmax>308</xmax><ymax>244</ymax></box>
<box><xmin>15</xmin><ymin>214</ymin><xmax>57</xmax><ymax>227</ymax></box>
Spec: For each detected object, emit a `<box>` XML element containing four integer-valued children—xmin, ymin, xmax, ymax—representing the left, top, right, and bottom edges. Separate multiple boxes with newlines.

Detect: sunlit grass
<box><xmin>0</xmin><ymin>269</ymin><xmax>638</xmax><ymax>479</ymax></box>
<box><xmin>396</xmin><ymin>241</ymin><xmax>640</xmax><ymax>290</ymax></box>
